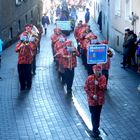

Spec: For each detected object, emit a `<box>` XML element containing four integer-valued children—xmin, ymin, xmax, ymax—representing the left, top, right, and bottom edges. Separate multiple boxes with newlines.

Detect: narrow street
<box><xmin>0</xmin><ymin>24</ymin><xmax>90</xmax><ymax>140</ymax></box>
<box><xmin>0</xmin><ymin>14</ymin><xmax>140</xmax><ymax>140</ymax></box>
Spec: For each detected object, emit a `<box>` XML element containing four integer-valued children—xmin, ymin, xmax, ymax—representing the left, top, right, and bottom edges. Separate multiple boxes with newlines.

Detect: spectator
<box><xmin>121</xmin><ymin>28</ymin><xmax>131</xmax><ymax>68</ymax></box>
<box><xmin>69</xmin><ymin>6</ymin><xmax>77</xmax><ymax>21</ymax></box>
<box><xmin>42</xmin><ymin>13</ymin><xmax>50</xmax><ymax>35</ymax></box>
<box><xmin>56</xmin><ymin>5</ymin><xmax>61</xmax><ymax>17</ymax></box>
<box><xmin>61</xmin><ymin>40</ymin><xmax>80</xmax><ymax>94</ymax></box>
<box><xmin>85</xmin><ymin>8</ymin><xmax>90</xmax><ymax>23</ymax></box>
<box><xmin>129</xmin><ymin>31</ymin><xmax>137</xmax><ymax>67</ymax></box>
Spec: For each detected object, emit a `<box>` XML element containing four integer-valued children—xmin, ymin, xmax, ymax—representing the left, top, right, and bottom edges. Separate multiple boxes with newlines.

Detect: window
<box><xmin>96</xmin><ymin>2</ymin><xmax>97</xmax><ymax>10</ymax></box>
<box><xmin>25</xmin><ymin>15</ymin><xmax>28</xmax><ymax>24</ymax></box>
<box><xmin>125</xmin><ymin>0</ymin><xmax>132</xmax><ymax>20</ymax></box>
<box><xmin>16</xmin><ymin>0</ymin><xmax>23</xmax><ymax>6</ymax></box>
<box><xmin>31</xmin><ymin>11</ymin><xmax>33</xmax><ymax>18</ymax></box>
<box><xmin>103</xmin><ymin>14</ymin><xmax>106</xmax><ymax>25</ymax></box>
<box><xmin>31</xmin><ymin>11</ymin><xmax>33</xmax><ymax>23</ymax></box>
<box><xmin>98</xmin><ymin>4</ymin><xmax>100</xmax><ymax>13</ymax></box>
<box><xmin>9</xmin><ymin>28</ymin><xmax>13</xmax><ymax>39</ymax></box>
<box><xmin>18</xmin><ymin>20</ymin><xmax>21</xmax><ymax>32</ymax></box>
<box><xmin>115</xmin><ymin>0</ymin><xmax>121</xmax><ymax>16</ymax></box>
<box><xmin>117</xmin><ymin>36</ymin><xmax>119</xmax><ymax>46</ymax></box>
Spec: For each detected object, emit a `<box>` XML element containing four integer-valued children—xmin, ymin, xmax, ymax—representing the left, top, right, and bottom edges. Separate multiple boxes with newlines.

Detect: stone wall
<box><xmin>0</xmin><ymin>0</ymin><xmax>43</xmax><ymax>48</ymax></box>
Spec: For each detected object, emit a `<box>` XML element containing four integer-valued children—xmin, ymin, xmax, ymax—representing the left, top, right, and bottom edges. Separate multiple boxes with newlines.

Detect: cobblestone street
<box><xmin>0</xmin><ymin>15</ymin><xmax>140</xmax><ymax>140</ymax></box>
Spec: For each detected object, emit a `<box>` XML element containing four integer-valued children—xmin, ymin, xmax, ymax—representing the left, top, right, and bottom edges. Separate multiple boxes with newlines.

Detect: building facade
<box><xmin>0</xmin><ymin>0</ymin><xmax>43</xmax><ymax>48</ymax></box>
<box><xmin>92</xmin><ymin>0</ymin><xmax>140</xmax><ymax>52</ymax></box>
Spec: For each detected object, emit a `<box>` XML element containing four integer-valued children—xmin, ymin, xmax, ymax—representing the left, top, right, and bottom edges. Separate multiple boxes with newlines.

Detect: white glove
<box><xmin>94</xmin><ymin>80</ymin><xmax>98</xmax><ymax>85</ymax></box>
<box><xmin>93</xmin><ymin>95</ymin><xmax>97</xmax><ymax>100</ymax></box>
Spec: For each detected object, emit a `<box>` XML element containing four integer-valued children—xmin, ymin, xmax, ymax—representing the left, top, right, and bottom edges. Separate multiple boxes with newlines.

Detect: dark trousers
<box><xmin>18</xmin><ymin>64</ymin><xmax>32</xmax><ymax>90</ymax></box>
<box><xmin>130</xmin><ymin>49</ymin><xmax>137</xmax><ymax>65</ymax></box>
<box><xmin>89</xmin><ymin>105</ymin><xmax>102</xmax><ymax>133</ymax></box>
<box><xmin>77</xmin><ymin>40</ymin><xmax>81</xmax><ymax>54</ymax></box>
<box><xmin>44</xmin><ymin>28</ymin><xmax>47</xmax><ymax>35</ymax></box>
<box><xmin>87</xmin><ymin>64</ymin><xmax>94</xmax><ymax>75</ymax></box>
<box><xmin>64</xmin><ymin>68</ymin><xmax>74</xmax><ymax>92</ymax></box>
<box><xmin>81</xmin><ymin>49</ymin><xmax>87</xmax><ymax>67</ymax></box>
<box><xmin>58</xmin><ymin>71</ymin><xmax>65</xmax><ymax>84</ymax></box>
<box><xmin>122</xmin><ymin>54</ymin><xmax>129</xmax><ymax>67</ymax></box>
<box><xmin>122</xmin><ymin>48</ymin><xmax>130</xmax><ymax>67</ymax></box>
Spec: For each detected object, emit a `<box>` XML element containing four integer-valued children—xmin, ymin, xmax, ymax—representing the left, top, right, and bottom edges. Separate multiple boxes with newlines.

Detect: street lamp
<box><xmin>129</xmin><ymin>12</ymin><xmax>139</xmax><ymax>33</ymax></box>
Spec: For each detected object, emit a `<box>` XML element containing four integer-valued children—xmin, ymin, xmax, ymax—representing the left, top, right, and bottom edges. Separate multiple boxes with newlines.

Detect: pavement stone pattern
<box><xmin>0</xmin><ymin>25</ymin><xmax>90</xmax><ymax>140</ymax></box>
<box><xmin>0</xmin><ymin>12</ymin><xmax>140</xmax><ymax>140</ymax></box>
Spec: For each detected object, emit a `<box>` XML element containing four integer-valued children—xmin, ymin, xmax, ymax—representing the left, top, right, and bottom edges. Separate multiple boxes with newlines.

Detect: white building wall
<box><xmin>91</xmin><ymin>0</ymin><xmax>140</xmax><ymax>52</ymax></box>
<box><xmin>101</xmin><ymin>0</ymin><xmax>109</xmax><ymax>40</ymax></box>
<box><xmin>110</xmin><ymin>0</ymin><xmax>140</xmax><ymax>52</ymax></box>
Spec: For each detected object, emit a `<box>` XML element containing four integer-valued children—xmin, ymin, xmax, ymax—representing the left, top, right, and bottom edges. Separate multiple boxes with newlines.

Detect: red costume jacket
<box><xmin>74</xmin><ymin>26</ymin><xmax>81</xmax><ymax>41</ymax></box>
<box><xmin>51</xmin><ymin>34</ymin><xmax>59</xmax><ymax>44</ymax></box>
<box><xmin>61</xmin><ymin>47</ymin><xmax>80</xmax><ymax>69</ymax></box>
<box><xmin>54</xmin><ymin>41</ymin><xmax>65</xmax><ymax>63</ymax></box>
<box><xmin>15</xmin><ymin>41</ymin><xmax>36</xmax><ymax>64</ymax></box>
<box><xmin>84</xmin><ymin>74</ymin><xmax>106</xmax><ymax>106</ymax></box>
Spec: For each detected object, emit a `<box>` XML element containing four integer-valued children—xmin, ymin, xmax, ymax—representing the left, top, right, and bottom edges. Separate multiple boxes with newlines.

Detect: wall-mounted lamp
<box><xmin>129</xmin><ymin>12</ymin><xmax>139</xmax><ymax>25</ymax></box>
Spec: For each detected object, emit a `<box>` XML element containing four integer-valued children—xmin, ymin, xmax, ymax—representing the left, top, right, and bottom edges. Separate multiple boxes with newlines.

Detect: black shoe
<box><xmin>132</xmin><ymin>64</ymin><xmax>137</xmax><ymax>67</ymax></box>
<box><xmin>61</xmin><ymin>80</ymin><xmax>65</xmax><ymax>85</ymax></box>
<box><xmin>67</xmin><ymin>90</ymin><xmax>72</xmax><ymax>94</ymax></box>
<box><xmin>126</xmin><ymin>65</ymin><xmax>131</xmax><ymax>68</ymax></box>
<box><xmin>121</xmin><ymin>66</ymin><xmax>125</xmax><ymax>69</ymax></box>
<box><xmin>33</xmin><ymin>72</ymin><xmax>36</xmax><ymax>75</ymax></box>
<box><xmin>27</xmin><ymin>87</ymin><xmax>31</xmax><ymax>90</ymax></box>
<box><xmin>96</xmin><ymin>130</ymin><xmax>100</xmax><ymax>135</ymax></box>
<box><xmin>91</xmin><ymin>132</ymin><xmax>99</xmax><ymax>138</ymax></box>
<box><xmin>20</xmin><ymin>88</ymin><xmax>25</xmax><ymax>91</ymax></box>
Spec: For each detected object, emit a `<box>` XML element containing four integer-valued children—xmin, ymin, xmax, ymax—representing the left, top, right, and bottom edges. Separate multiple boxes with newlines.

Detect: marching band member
<box><xmin>101</xmin><ymin>40</ymin><xmax>113</xmax><ymax>88</ymax></box>
<box><xmin>54</xmin><ymin>37</ymin><xmax>66</xmax><ymax>84</ymax></box>
<box><xmin>84</xmin><ymin>65</ymin><xmax>106</xmax><ymax>138</ymax></box>
<box><xmin>74</xmin><ymin>20</ymin><xmax>83</xmax><ymax>53</ymax></box>
<box><xmin>51</xmin><ymin>28</ymin><xmax>64</xmax><ymax>56</ymax></box>
<box><xmin>15</xmin><ymin>34</ymin><xmax>36</xmax><ymax>91</ymax></box>
<box><xmin>61</xmin><ymin>40</ymin><xmax>80</xmax><ymax>94</ymax></box>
